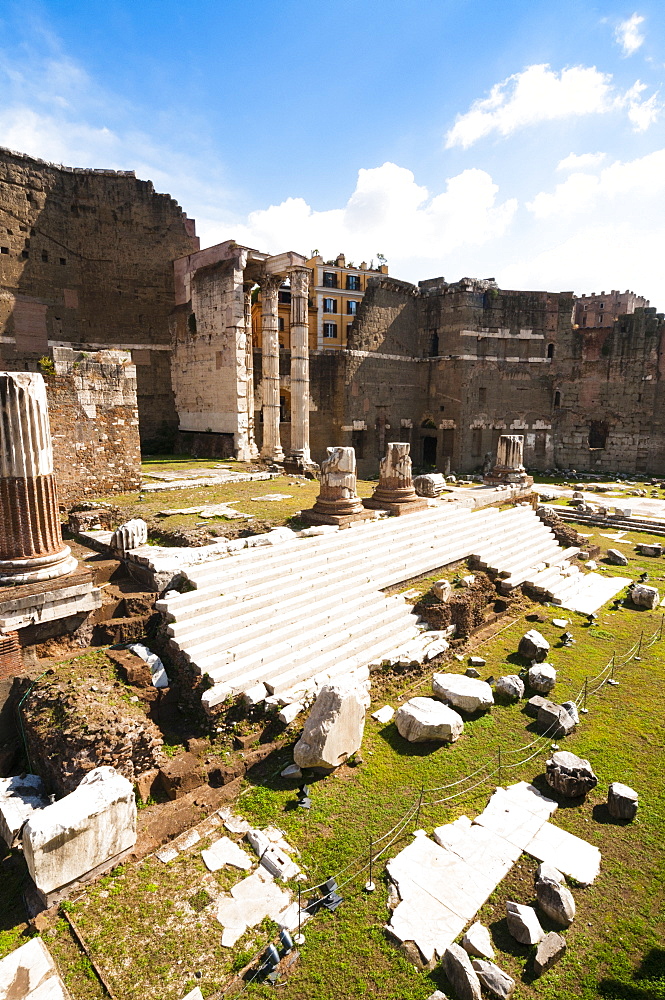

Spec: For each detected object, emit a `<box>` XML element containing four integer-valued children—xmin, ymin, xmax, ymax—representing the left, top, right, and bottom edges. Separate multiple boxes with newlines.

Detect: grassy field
<box><xmin>3</xmin><ymin>486</ymin><xmax>665</xmax><ymax>999</ymax></box>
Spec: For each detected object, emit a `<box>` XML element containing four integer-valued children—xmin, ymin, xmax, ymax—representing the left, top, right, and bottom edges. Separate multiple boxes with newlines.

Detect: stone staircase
<box><xmin>157</xmin><ymin>504</ymin><xmax>618</xmax><ymax>711</ymax></box>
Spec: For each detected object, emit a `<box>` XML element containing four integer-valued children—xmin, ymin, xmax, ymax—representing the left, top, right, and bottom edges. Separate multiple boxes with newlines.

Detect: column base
<box><xmin>363</xmin><ymin>497</ymin><xmax>430</xmax><ymax>516</ymax></box>
<box><xmin>0</xmin><ymin>546</ymin><xmax>78</xmax><ymax>586</ymax></box>
<box><xmin>300</xmin><ymin>507</ymin><xmax>379</xmax><ymax>529</ymax></box>
<box><xmin>260</xmin><ymin>447</ymin><xmax>285</xmax><ymax>463</ymax></box>
<box><xmin>283</xmin><ymin>455</ymin><xmax>320</xmax><ymax>479</ymax></box>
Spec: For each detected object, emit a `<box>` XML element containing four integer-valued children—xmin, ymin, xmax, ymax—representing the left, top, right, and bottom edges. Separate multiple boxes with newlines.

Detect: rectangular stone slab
<box><xmin>0</xmin><ymin>937</ymin><xmax>70</xmax><ymax>999</ymax></box>
<box><xmin>0</xmin><ymin>774</ymin><xmax>48</xmax><ymax>848</ymax></box>
<box><xmin>525</xmin><ymin>821</ymin><xmax>601</xmax><ymax>885</ymax></box>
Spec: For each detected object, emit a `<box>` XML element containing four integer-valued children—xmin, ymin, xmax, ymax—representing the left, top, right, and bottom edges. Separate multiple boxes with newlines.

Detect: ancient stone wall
<box><xmin>8</xmin><ymin>348</ymin><xmax>141</xmax><ymax>503</ymax></box>
<box><xmin>0</xmin><ymin>147</ymin><xmax>198</xmax><ymax>445</ymax></box>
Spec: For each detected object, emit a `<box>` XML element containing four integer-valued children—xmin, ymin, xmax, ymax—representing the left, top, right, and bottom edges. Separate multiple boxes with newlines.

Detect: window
<box><xmin>554</xmin><ymin>390</ymin><xmax>561</xmax><ymax>408</ymax></box>
<box><xmin>59</xmin><ymin>257</ymin><xmax>66</xmax><ymax>266</ymax></box>
<box><xmin>0</xmin><ymin>247</ymin><xmax>8</xmax><ymax>254</ymax></box>
<box><xmin>547</xmin><ymin>343</ymin><xmax>554</xmax><ymax>358</ymax></box>
<box><xmin>323</xmin><ymin>271</ymin><xmax>337</xmax><ymax>288</ymax></box>
<box><xmin>323</xmin><ymin>322</ymin><xmax>338</xmax><ymax>338</ymax></box>
<box><xmin>41</xmin><ymin>251</ymin><xmax>48</xmax><ymax>262</ymax></box>
<box><xmin>599</xmin><ymin>302</ymin><xmax>604</xmax><ymax>309</ymax></box>
<box><xmin>347</xmin><ymin>300</ymin><xmax>358</xmax><ymax>315</ymax></box>
<box><xmin>346</xmin><ymin>274</ymin><xmax>361</xmax><ymax>290</ymax></box>
<box><xmin>21</xmin><ymin>249</ymin><xmax>29</xmax><ymax>259</ymax></box>
<box><xmin>589</xmin><ymin>421</ymin><xmax>608</xmax><ymax>449</ymax></box>
<box><xmin>278</xmin><ymin>288</ymin><xmax>291</xmax><ymax>304</ymax></box>
<box><xmin>582</xmin><ymin>315</ymin><xmax>587</xmax><ymax>327</ymax></box>
<box><xmin>347</xmin><ymin>324</ymin><xmax>353</xmax><ymax>338</ymax></box>
<box><xmin>478</xmin><ymin>387</ymin><xmax>487</xmax><ymax>406</ymax></box>
<box><xmin>351</xmin><ymin>429</ymin><xmax>365</xmax><ymax>458</ymax></box>
<box><xmin>471</xmin><ymin>428</ymin><xmax>483</xmax><ymax>457</ymax></box>
<box><xmin>278</xmin><ymin>317</ymin><xmax>285</xmax><ymax>332</ymax></box>
<box><xmin>323</xmin><ymin>298</ymin><xmax>337</xmax><ymax>313</ymax></box>
<box><xmin>429</xmin><ymin>331</ymin><xmax>439</xmax><ymax>356</ymax></box>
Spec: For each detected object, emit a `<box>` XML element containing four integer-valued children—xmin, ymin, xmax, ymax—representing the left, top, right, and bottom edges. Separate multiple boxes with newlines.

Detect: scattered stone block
<box><xmin>159</xmin><ymin>753</ymin><xmax>204</xmax><ymax>800</ymax></box>
<box><xmin>110</xmin><ymin>517</ymin><xmax>148</xmax><ymax>553</ymax></box>
<box><xmin>243</xmin><ymin>683</ymin><xmax>268</xmax><ymax>706</ymax></box>
<box><xmin>432</xmin><ymin>673</ymin><xmax>494</xmax><ymax>712</ymax></box>
<box><xmin>546</xmin><ymin>750</ymin><xmax>598</xmax><ymax>798</ymax></box>
<box><xmin>372</xmin><ymin>705</ymin><xmax>395</xmax><ymax>724</ymax></box>
<box><xmin>462</xmin><ymin>921</ymin><xmax>495</xmax><ymax>960</ymax></box>
<box><xmin>518</xmin><ymin>629</ymin><xmax>550</xmax><ymax>662</ymax></box>
<box><xmin>465</xmin><ymin>667</ymin><xmax>480</xmax><ymax>678</ymax></box>
<box><xmin>536</xmin><ymin>862</ymin><xmax>564</xmax><ymax>884</ymax></box>
<box><xmin>280</xmin><ymin>763</ymin><xmax>303</xmax><ymax>780</ymax></box>
<box><xmin>0</xmin><ymin>937</ymin><xmax>70</xmax><ymax>1000</ymax></box>
<box><xmin>536</xmin><ymin>875</ymin><xmax>576</xmax><ymax>926</ymax></box>
<box><xmin>525</xmin><ymin>821</ymin><xmax>601</xmax><ymax>885</ymax></box>
<box><xmin>495</xmin><ymin>675</ymin><xmax>524</xmax><ymax>701</ymax></box>
<box><xmin>433</xmin><ymin>579</ymin><xmax>452</xmax><ymax>602</ymax></box>
<box><xmin>637</xmin><ymin>542</ymin><xmax>662</xmax><ymax>557</ymax></box>
<box><xmin>278</xmin><ymin>702</ymin><xmax>303</xmax><ymax>725</ymax></box>
<box><xmin>201</xmin><ymin>836</ymin><xmax>253</xmax><ymax>872</ymax></box>
<box><xmin>607</xmin><ymin>782</ymin><xmax>638</xmax><ymax>820</ymax></box>
<box><xmin>293</xmin><ymin>683</ymin><xmax>366</xmax><ymax>769</ymax></box>
<box><xmin>0</xmin><ymin>774</ymin><xmax>48</xmax><ymax>848</ymax></box>
<box><xmin>525</xmin><ymin>694</ymin><xmax>549</xmax><ymax>717</ymax></box>
<box><xmin>395</xmin><ymin>697</ymin><xmax>464</xmax><ymax>742</ymax></box>
<box><xmin>469</xmin><ymin>656</ymin><xmax>486</xmax><ymax>667</ymax></box>
<box><xmin>414</xmin><ymin>473</ymin><xmax>447</xmax><ymax>497</ymax></box>
<box><xmin>135</xmin><ymin>767</ymin><xmax>159</xmax><ymax>803</ymax></box>
<box><xmin>631</xmin><ymin>584</ymin><xmax>659</xmax><ymax>609</ymax></box>
<box><xmin>216</xmin><ymin>867</ymin><xmax>292</xmax><ymax>947</ymax></box>
<box><xmin>527</xmin><ymin>663</ymin><xmax>556</xmax><ymax>694</ymax></box>
<box><xmin>561</xmin><ymin>700</ymin><xmax>579</xmax><ymax>725</ymax></box>
<box><xmin>607</xmin><ymin>548</ymin><xmax>628</xmax><ymax>565</ymax></box>
<box><xmin>181</xmin><ymin>989</ymin><xmax>205</xmax><ymax>1000</ymax></box>
<box><xmin>533</xmin><ymin>931</ymin><xmax>566</xmax><ymax>976</ymax></box>
<box><xmin>22</xmin><ymin>766</ymin><xmax>136</xmax><ymax>896</ymax></box>
<box><xmin>471</xmin><ymin>959</ymin><xmax>516</xmax><ymax>999</ymax></box>
<box><xmin>442</xmin><ymin>943</ymin><xmax>482</xmax><ymax>1000</ymax></box>
<box><xmin>505</xmin><ymin>901</ymin><xmax>544</xmax><ymax>945</ymax></box>
<box><xmin>537</xmin><ymin>701</ymin><xmax>576</xmax><ymax>738</ymax></box>
<box><xmin>551</xmin><ymin>618</ymin><xmax>569</xmax><ymax>628</ymax></box>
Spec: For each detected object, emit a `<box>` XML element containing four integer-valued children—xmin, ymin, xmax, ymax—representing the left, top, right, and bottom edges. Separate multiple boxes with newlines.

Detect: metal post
<box><xmin>295</xmin><ymin>885</ymin><xmax>305</xmax><ymax>945</ymax></box>
<box><xmin>610</xmin><ymin>652</ymin><xmax>615</xmax><ymax>681</ymax></box>
<box><xmin>660</xmin><ymin>614</ymin><xmax>664</xmax><ymax>641</ymax></box>
<box><xmin>583</xmin><ymin>677</ymin><xmax>588</xmax><ymax>710</ymax></box>
<box><xmin>414</xmin><ymin>785</ymin><xmax>424</xmax><ymax>832</ymax></box>
<box><xmin>365</xmin><ymin>835</ymin><xmax>375</xmax><ymax>892</ymax></box>
<box><xmin>498</xmin><ymin>748</ymin><xmax>502</xmax><ymax>789</ymax></box>
<box><xmin>637</xmin><ymin>631</ymin><xmax>643</xmax><ymax>658</ymax></box>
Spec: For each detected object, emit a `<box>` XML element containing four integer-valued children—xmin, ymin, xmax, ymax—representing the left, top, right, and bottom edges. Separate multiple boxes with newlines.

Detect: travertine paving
<box><xmin>385</xmin><ymin>782</ymin><xmax>599</xmax><ymax>964</ymax></box>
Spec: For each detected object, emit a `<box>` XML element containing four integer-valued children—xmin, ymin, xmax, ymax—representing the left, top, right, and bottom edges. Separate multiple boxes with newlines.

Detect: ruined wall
<box><xmin>10</xmin><ymin>348</ymin><xmax>141</xmax><ymax>503</ymax></box>
<box><xmin>553</xmin><ymin>308</ymin><xmax>665</xmax><ymax>474</ymax></box>
<box><xmin>347</xmin><ymin>276</ymin><xmax>420</xmax><ymax>356</ymax></box>
<box><xmin>0</xmin><ymin>147</ymin><xmax>198</xmax><ymax>445</ymax></box>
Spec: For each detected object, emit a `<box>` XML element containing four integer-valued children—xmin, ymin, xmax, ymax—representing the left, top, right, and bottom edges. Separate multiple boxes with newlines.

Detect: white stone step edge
<box><xmin>175</xmin><ymin>586</ymin><xmax>397</xmax><ymax>660</ymax></box>
<box><xmin>197</xmin><ymin>596</ymin><xmax>415</xmax><ymax>683</ymax></box>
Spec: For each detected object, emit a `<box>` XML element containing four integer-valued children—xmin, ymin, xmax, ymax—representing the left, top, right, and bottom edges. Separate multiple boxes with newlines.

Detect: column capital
<box><xmin>259</xmin><ymin>271</ymin><xmax>282</xmax><ymax>297</ymax></box>
<box><xmin>287</xmin><ymin>266</ymin><xmax>311</xmax><ymax>297</ymax></box>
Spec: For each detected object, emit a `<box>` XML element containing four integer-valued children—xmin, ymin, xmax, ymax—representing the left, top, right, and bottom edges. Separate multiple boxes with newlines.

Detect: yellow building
<box><xmin>251</xmin><ymin>253</ymin><xmax>388</xmax><ymax>351</ymax></box>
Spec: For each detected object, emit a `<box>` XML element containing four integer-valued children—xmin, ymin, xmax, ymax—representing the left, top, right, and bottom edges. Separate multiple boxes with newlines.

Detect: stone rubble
<box><xmin>22</xmin><ymin>766</ymin><xmax>137</xmax><ymax>896</ymax></box>
<box><xmin>533</xmin><ymin>931</ymin><xmax>567</xmax><ymax>976</ymax></box>
<box><xmin>471</xmin><ymin>959</ymin><xmax>516</xmax><ymax>999</ymax></box>
<box><xmin>432</xmin><ymin>673</ymin><xmax>494</xmax><ymax>712</ymax></box>
<box><xmin>607</xmin><ymin>781</ymin><xmax>639</xmax><ymax>820</ymax></box>
<box><xmin>546</xmin><ymin>750</ymin><xmax>598</xmax><ymax>798</ymax></box>
<box><xmin>462</xmin><ymin>921</ymin><xmax>495</xmax><ymax>960</ymax></box>
<box><xmin>0</xmin><ymin>774</ymin><xmax>48</xmax><ymax>848</ymax></box>
<box><xmin>441</xmin><ymin>943</ymin><xmax>482</xmax><ymax>1000</ymax></box>
<box><xmin>293</xmin><ymin>682</ymin><xmax>366</xmax><ymax>769</ymax></box>
<box><xmin>528</xmin><ymin>663</ymin><xmax>557</xmax><ymax>693</ymax></box>
<box><xmin>201</xmin><ymin>836</ymin><xmax>253</xmax><ymax>872</ymax></box>
<box><xmin>518</xmin><ymin>629</ymin><xmax>550</xmax><ymax>662</ymax></box>
<box><xmin>535</xmin><ymin>873</ymin><xmax>576</xmax><ymax>926</ymax></box>
<box><xmin>395</xmin><ymin>697</ymin><xmax>464</xmax><ymax>742</ymax></box>
<box><xmin>110</xmin><ymin>517</ymin><xmax>148</xmax><ymax>554</ymax></box>
<box><xmin>630</xmin><ymin>583</ymin><xmax>659</xmax><ymax>609</ymax></box>
<box><xmin>371</xmin><ymin>704</ymin><xmax>395</xmax><ymax>724</ymax></box>
<box><xmin>606</xmin><ymin>548</ymin><xmax>629</xmax><ymax>565</ymax></box>
<box><xmin>537</xmin><ymin>701</ymin><xmax>576</xmax><ymax>738</ymax></box>
<box><xmin>494</xmin><ymin>675</ymin><xmax>525</xmax><ymax>701</ymax></box>
<box><xmin>505</xmin><ymin>901</ymin><xmax>544</xmax><ymax>945</ymax></box>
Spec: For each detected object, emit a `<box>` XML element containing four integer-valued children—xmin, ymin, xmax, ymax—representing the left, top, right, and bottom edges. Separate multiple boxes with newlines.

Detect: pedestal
<box><xmin>363</xmin><ymin>442</ymin><xmax>430</xmax><ymax>515</ymax></box>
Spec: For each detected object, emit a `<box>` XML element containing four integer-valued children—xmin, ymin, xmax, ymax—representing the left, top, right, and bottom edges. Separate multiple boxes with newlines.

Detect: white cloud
<box><xmin>615</xmin><ymin>13</ymin><xmax>645</xmax><ymax>56</ymax></box>
<box><xmin>527</xmin><ymin>148</ymin><xmax>665</xmax><ymax>219</ymax></box>
<box><xmin>557</xmin><ymin>151</ymin><xmax>606</xmax><ymax>171</ymax></box>
<box><xmin>229</xmin><ymin>163</ymin><xmax>517</xmax><ymax>269</ymax></box>
<box><xmin>445</xmin><ymin>63</ymin><xmax>659</xmax><ymax>147</ymax></box>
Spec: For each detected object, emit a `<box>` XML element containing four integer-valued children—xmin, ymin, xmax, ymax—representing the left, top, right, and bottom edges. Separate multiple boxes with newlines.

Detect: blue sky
<box><xmin>1</xmin><ymin>1</ymin><xmax>664</xmax><ymax>304</ymax></box>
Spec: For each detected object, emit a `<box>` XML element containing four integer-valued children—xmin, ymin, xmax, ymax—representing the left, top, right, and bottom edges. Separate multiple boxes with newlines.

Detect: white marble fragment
<box><xmin>372</xmin><ymin>705</ymin><xmax>395</xmax><ymax>724</ymax></box>
<box><xmin>202</xmin><ymin>836</ymin><xmax>253</xmax><ymax>872</ymax></box>
<box><xmin>293</xmin><ymin>683</ymin><xmax>366</xmax><ymax>769</ymax></box>
<box><xmin>0</xmin><ymin>774</ymin><xmax>48</xmax><ymax>848</ymax></box>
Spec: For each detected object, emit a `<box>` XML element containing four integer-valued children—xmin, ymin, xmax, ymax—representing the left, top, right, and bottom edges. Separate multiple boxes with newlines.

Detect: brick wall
<box><xmin>0</xmin><ymin>146</ymin><xmax>199</xmax><ymax>444</ymax></box>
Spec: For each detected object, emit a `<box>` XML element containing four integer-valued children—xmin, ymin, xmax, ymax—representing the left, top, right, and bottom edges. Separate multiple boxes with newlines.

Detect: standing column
<box><xmin>288</xmin><ymin>266</ymin><xmax>311</xmax><ymax>466</ymax></box>
<box><xmin>244</xmin><ymin>281</ymin><xmax>259</xmax><ymax>459</ymax></box>
<box><xmin>0</xmin><ymin>372</ymin><xmax>77</xmax><ymax>584</ymax></box>
<box><xmin>260</xmin><ymin>273</ymin><xmax>284</xmax><ymax>462</ymax></box>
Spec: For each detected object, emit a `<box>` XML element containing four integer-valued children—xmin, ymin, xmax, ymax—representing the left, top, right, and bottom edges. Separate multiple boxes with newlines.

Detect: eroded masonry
<box><xmin>1</xmin><ymin>146</ymin><xmax>664</xmax><ymax>481</ymax></box>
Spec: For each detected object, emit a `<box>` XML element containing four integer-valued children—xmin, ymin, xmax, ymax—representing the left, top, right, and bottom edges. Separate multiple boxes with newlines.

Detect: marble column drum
<box><xmin>364</xmin><ymin>442</ymin><xmax>429</xmax><ymax>515</ymax></box>
<box><xmin>0</xmin><ymin>372</ymin><xmax>77</xmax><ymax>584</ymax></box>
<box><xmin>302</xmin><ymin>446</ymin><xmax>375</xmax><ymax>526</ymax></box>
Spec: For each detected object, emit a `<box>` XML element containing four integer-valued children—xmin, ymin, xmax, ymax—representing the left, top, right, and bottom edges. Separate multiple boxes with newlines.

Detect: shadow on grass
<box><xmin>599</xmin><ymin>947</ymin><xmax>665</xmax><ymax>999</ymax></box>
<box><xmin>591</xmin><ymin>802</ymin><xmax>635</xmax><ymax>826</ymax></box>
<box><xmin>378</xmin><ymin>723</ymin><xmax>451</xmax><ymax>758</ymax></box>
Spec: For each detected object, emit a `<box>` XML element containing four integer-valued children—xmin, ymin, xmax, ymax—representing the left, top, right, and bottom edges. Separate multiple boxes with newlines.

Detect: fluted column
<box><xmin>0</xmin><ymin>372</ymin><xmax>77</xmax><ymax>584</ymax></box>
<box><xmin>288</xmin><ymin>266</ymin><xmax>311</xmax><ymax>465</ymax></box>
<box><xmin>244</xmin><ymin>281</ymin><xmax>259</xmax><ymax>459</ymax></box>
<box><xmin>496</xmin><ymin>434</ymin><xmax>525</xmax><ymax>472</ymax></box>
<box><xmin>260</xmin><ymin>273</ymin><xmax>284</xmax><ymax>462</ymax></box>
<box><xmin>312</xmin><ymin>447</ymin><xmax>364</xmax><ymax>517</ymax></box>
